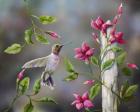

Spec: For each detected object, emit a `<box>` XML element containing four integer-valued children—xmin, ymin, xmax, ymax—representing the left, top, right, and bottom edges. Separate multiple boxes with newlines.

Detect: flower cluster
<box><xmin>91</xmin><ymin>17</ymin><xmax>112</xmax><ymax>35</ymax></box>
<box><xmin>72</xmin><ymin>92</ymin><xmax>94</xmax><ymax>110</ymax></box>
<box><xmin>90</xmin><ymin>3</ymin><xmax>125</xmax><ymax>45</ymax></box>
<box><xmin>74</xmin><ymin>42</ymin><xmax>95</xmax><ymax>63</ymax></box>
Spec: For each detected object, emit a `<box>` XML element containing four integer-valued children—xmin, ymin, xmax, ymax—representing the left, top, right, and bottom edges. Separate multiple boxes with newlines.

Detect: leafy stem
<box><xmin>88</xmin><ymin>63</ymin><xmax>121</xmax><ymax>100</ymax></box>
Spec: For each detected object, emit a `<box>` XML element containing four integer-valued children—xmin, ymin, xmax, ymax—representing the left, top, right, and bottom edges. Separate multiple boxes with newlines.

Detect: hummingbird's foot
<box><xmin>41</xmin><ymin>75</ymin><xmax>54</xmax><ymax>90</ymax></box>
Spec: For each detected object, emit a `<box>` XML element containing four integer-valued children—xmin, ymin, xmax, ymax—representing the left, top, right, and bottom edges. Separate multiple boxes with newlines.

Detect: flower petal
<box><xmin>74</xmin><ymin>48</ymin><xmax>82</xmax><ymax>54</ymax></box>
<box><xmin>73</xmin><ymin>94</ymin><xmax>81</xmax><ymax>100</ymax></box>
<box><xmin>82</xmin><ymin>42</ymin><xmax>90</xmax><ymax>52</ymax></box>
<box><xmin>82</xmin><ymin>91</ymin><xmax>89</xmax><ymax>100</ymax></box>
<box><xmin>84</xmin><ymin>100</ymin><xmax>94</xmax><ymax>108</ymax></box>
<box><xmin>86</xmin><ymin>49</ymin><xmax>94</xmax><ymax>56</ymax></box>
<box><xmin>76</xmin><ymin>103</ymin><xmax>84</xmax><ymax>110</ymax></box>
<box><xmin>71</xmin><ymin>100</ymin><xmax>80</xmax><ymax>105</ymax></box>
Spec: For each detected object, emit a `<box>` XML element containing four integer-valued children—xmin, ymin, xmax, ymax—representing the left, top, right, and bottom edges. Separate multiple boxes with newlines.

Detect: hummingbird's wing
<box><xmin>22</xmin><ymin>57</ymin><xmax>48</xmax><ymax>69</ymax></box>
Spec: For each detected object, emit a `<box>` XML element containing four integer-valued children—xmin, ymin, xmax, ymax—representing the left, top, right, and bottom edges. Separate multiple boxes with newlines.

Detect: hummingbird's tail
<box><xmin>41</xmin><ymin>72</ymin><xmax>54</xmax><ymax>90</ymax></box>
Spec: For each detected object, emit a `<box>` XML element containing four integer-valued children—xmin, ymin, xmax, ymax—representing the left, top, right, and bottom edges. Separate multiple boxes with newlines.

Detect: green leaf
<box><xmin>116</xmin><ymin>52</ymin><xmax>126</xmax><ymax>65</ymax></box>
<box><xmin>4</xmin><ymin>43</ymin><xmax>22</xmax><ymax>54</ymax></box>
<box><xmin>111</xmin><ymin>46</ymin><xmax>123</xmax><ymax>53</ymax></box>
<box><xmin>91</xmin><ymin>56</ymin><xmax>99</xmax><ymax>66</ymax></box>
<box><xmin>36</xmin><ymin>34</ymin><xmax>49</xmax><ymax>44</ymax></box>
<box><xmin>89</xmin><ymin>83</ymin><xmax>101</xmax><ymax>99</ymax></box>
<box><xmin>122</xmin><ymin>67</ymin><xmax>132</xmax><ymax>76</ymax></box>
<box><xmin>24</xmin><ymin>102</ymin><xmax>34</xmax><ymax>112</ymax></box>
<box><xmin>39</xmin><ymin>16</ymin><xmax>56</xmax><ymax>24</ymax></box>
<box><xmin>64</xmin><ymin>72</ymin><xmax>78</xmax><ymax>81</ymax></box>
<box><xmin>120</xmin><ymin>81</ymin><xmax>129</xmax><ymax>98</ymax></box>
<box><xmin>64</xmin><ymin>58</ymin><xmax>74</xmax><ymax>73</ymax></box>
<box><xmin>101</xmin><ymin>59</ymin><xmax>114</xmax><ymax>71</ymax></box>
<box><xmin>33</xmin><ymin>79</ymin><xmax>41</xmax><ymax>94</ymax></box>
<box><xmin>35</xmin><ymin>97</ymin><xmax>57</xmax><ymax>104</ymax></box>
<box><xmin>24</xmin><ymin>28</ymin><xmax>33</xmax><ymax>44</ymax></box>
<box><xmin>18</xmin><ymin>77</ymin><xmax>30</xmax><ymax>94</ymax></box>
<box><xmin>124</xmin><ymin>84</ymin><xmax>138</xmax><ymax>99</ymax></box>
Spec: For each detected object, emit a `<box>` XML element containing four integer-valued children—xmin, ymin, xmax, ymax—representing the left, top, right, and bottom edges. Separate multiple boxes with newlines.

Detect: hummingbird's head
<box><xmin>52</xmin><ymin>44</ymin><xmax>64</xmax><ymax>55</ymax></box>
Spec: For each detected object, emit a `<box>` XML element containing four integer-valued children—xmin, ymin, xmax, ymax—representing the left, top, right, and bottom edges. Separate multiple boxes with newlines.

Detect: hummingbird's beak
<box><xmin>60</xmin><ymin>45</ymin><xmax>64</xmax><ymax>48</ymax></box>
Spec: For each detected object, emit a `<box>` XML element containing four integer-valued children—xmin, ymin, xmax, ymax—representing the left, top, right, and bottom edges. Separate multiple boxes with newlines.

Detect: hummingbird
<box><xmin>22</xmin><ymin>44</ymin><xmax>63</xmax><ymax>90</ymax></box>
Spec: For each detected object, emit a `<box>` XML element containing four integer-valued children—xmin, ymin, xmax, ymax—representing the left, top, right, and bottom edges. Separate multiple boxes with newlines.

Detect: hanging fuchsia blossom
<box><xmin>17</xmin><ymin>69</ymin><xmax>25</xmax><ymax>80</ymax></box>
<box><xmin>72</xmin><ymin>92</ymin><xmax>94</xmax><ymax>110</ymax></box>
<box><xmin>74</xmin><ymin>42</ymin><xmax>95</xmax><ymax>63</ymax></box>
<box><xmin>127</xmin><ymin>63</ymin><xmax>138</xmax><ymax>70</ymax></box>
<box><xmin>83</xmin><ymin>80</ymin><xmax>94</xmax><ymax>85</ymax></box>
<box><xmin>46</xmin><ymin>31</ymin><xmax>60</xmax><ymax>39</ymax></box>
<box><xmin>91</xmin><ymin>17</ymin><xmax>112</xmax><ymax>34</ymax></box>
<box><xmin>109</xmin><ymin>28</ymin><xmax>125</xmax><ymax>44</ymax></box>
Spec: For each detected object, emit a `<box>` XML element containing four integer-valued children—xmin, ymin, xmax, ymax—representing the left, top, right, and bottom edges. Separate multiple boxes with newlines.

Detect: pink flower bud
<box><xmin>113</xmin><ymin>15</ymin><xmax>118</xmax><ymax>25</ymax></box>
<box><xmin>127</xmin><ymin>63</ymin><xmax>138</xmax><ymax>70</ymax></box>
<box><xmin>92</xmin><ymin>33</ymin><xmax>100</xmax><ymax>43</ymax></box>
<box><xmin>83</xmin><ymin>80</ymin><xmax>94</xmax><ymax>85</ymax></box>
<box><xmin>117</xmin><ymin>3</ymin><xmax>123</xmax><ymax>17</ymax></box>
<box><xmin>46</xmin><ymin>31</ymin><xmax>60</xmax><ymax>39</ymax></box>
<box><xmin>17</xmin><ymin>69</ymin><xmax>25</xmax><ymax>80</ymax></box>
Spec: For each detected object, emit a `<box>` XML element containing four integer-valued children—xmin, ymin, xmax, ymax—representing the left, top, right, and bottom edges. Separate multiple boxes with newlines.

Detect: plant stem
<box><xmin>88</xmin><ymin>63</ymin><xmax>121</xmax><ymax>100</ymax></box>
<box><xmin>3</xmin><ymin>94</ymin><xmax>19</xmax><ymax>112</ymax></box>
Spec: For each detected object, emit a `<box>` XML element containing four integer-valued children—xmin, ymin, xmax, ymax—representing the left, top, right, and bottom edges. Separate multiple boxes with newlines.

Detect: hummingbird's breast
<box><xmin>45</xmin><ymin>53</ymin><xmax>60</xmax><ymax>72</ymax></box>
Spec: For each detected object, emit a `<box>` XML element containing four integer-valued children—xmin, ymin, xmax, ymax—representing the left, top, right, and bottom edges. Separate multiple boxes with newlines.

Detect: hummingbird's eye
<box><xmin>55</xmin><ymin>45</ymin><xmax>59</xmax><ymax>48</ymax></box>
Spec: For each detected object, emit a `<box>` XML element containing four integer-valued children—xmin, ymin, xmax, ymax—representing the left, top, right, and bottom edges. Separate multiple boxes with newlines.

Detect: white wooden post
<box><xmin>101</xmin><ymin>21</ymin><xmax>118</xmax><ymax>112</ymax></box>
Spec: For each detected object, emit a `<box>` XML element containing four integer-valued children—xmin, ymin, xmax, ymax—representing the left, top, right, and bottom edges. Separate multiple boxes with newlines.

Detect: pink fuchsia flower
<box><xmin>72</xmin><ymin>92</ymin><xmax>94</xmax><ymax>110</ymax></box>
<box><xmin>91</xmin><ymin>17</ymin><xmax>104</xmax><ymax>30</ymax></box>
<box><xmin>91</xmin><ymin>17</ymin><xmax>112</xmax><ymax>35</ymax></box>
<box><xmin>127</xmin><ymin>63</ymin><xmax>138</xmax><ymax>70</ymax></box>
<box><xmin>17</xmin><ymin>69</ymin><xmax>25</xmax><ymax>80</ymax></box>
<box><xmin>109</xmin><ymin>28</ymin><xmax>125</xmax><ymax>44</ymax></box>
<box><xmin>92</xmin><ymin>33</ymin><xmax>100</xmax><ymax>44</ymax></box>
<box><xmin>74</xmin><ymin>42</ymin><xmax>95</xmax><ymax>63</ymax></box>
<box><xmin>83</xmin><ymin>80</ymin><xmax>95</xmax><ymax>85</ymax></box>
<box><xmin>46</xmin><ymin>31</ymin><xmax>60</xmax><ymax>39</ymax></box>
<box><xmin>117</xmin><ymin>3</ymin><xmax>123</xmax><ymax>17</ymax></box>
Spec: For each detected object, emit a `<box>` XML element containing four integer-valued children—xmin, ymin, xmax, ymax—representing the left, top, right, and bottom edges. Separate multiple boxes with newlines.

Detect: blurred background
<box><xmin>0</xmin><ymin>0</ymin><xmax>140</xmax><ymax>112</ymax></box>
